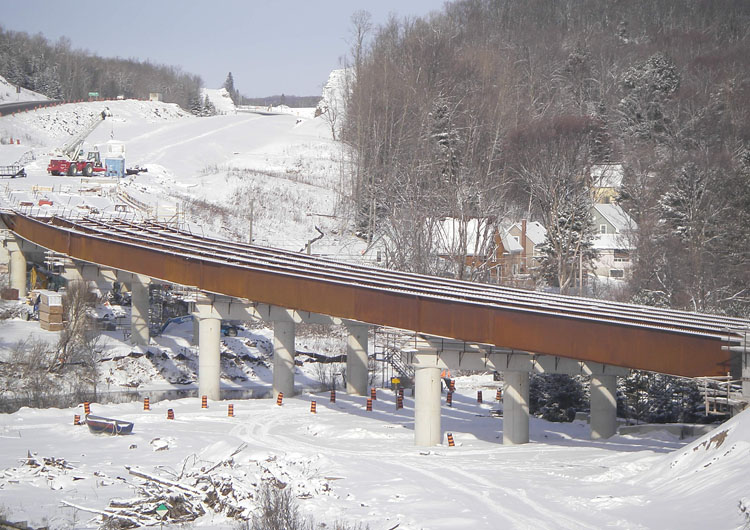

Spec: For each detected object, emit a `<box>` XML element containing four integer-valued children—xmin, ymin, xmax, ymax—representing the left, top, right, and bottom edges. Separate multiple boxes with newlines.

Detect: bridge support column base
<box><xmin>9</xmin><ymin>248</ymin><xmax>26</xmax><ymax>299</ymax></box>
<box><xmin>590</xmin><ymin>374</ymin><xmax>617</xmax><ymax>439</ymax></box>
<box><xmin>198</xmin><ymin>316</ymin><xmax>221</xmax><ymax>401</ymax></box>
<box><xmin>130</xmin><ymin>275</ymin><xmax>150</xmax><ymax>346</ymax></box>
<box><xmin>414</xmin><ymin>354</ymin><xmax>442</xmax><ymax>446</ymax></box>
<box><xmin>273</xmin><ymin>320</ymin><xmax>295</xmax><ymax>400</ymax></box>
<box><xmin>503</xmin><ymin>370</ymin><xmax>530</xmax><ymax>445</ymax></box>
<box><xmin>345</xmin><ymin>323</ymin><xmax>368</xmax><ymax>396</ymax></box>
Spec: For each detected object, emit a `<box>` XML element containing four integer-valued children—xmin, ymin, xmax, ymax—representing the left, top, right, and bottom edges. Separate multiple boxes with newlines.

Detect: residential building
<box><xmin>591</xmin><ymin>203</ymin><xmax>635</xmax><ymax>279</ymax></box>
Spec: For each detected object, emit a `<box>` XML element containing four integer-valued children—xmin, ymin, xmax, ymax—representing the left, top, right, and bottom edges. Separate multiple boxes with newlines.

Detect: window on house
<box><xmin>512</xmin><ymin>236</ymin><xmax>520</xmax><ymax>244</ymax></box>
<box><xmin>610</xmin><ymin>269</ymin><xmax>625</xmax><ymax>278</ymax></box>
<box><xmin>599</xmin><ymin>224</ymin><xmax>607</xmax><ymax>234</ymax></box>
<box><xmin>613</xmin><ymin>249</ymin><xmax>630</xmax><ymax>262</ymax></box>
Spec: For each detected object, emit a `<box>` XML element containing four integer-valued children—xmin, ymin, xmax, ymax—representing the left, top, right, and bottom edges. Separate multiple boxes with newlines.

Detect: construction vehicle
<box><xmin>47</xmin><ymin>109</ymin><xmax>111</xmax><ymax>177</ymax></box>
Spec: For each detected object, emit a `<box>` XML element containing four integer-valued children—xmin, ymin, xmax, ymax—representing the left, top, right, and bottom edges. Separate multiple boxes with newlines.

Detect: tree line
<box><xmin>0</xmin><ymin>27</ymin><xmax>202</xmax><ymax>109</ymax></box>
<box><xmin>342</xmin><ymin>0</ymin><xmax>750</xmax><ymax>317</ymax></box>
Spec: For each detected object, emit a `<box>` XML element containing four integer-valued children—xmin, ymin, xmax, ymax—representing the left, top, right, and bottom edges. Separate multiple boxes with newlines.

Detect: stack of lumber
<box><xmin>38</xmin><ymin>290</ymin><xmax>64</xmax><ymax>331</ymax></box>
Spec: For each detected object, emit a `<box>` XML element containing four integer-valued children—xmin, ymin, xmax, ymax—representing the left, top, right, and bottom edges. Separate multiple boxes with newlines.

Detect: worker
<box><xmin>441</xmin><ymin>369</ymin><xmax>452</xmax><ymax>392</ymax></box>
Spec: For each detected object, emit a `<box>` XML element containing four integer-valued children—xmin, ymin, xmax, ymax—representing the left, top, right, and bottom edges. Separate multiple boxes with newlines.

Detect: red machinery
<box><xmin>47</xmin><ymin>109</ymin><xmax>111</xmax><ymax>177</ymax></box>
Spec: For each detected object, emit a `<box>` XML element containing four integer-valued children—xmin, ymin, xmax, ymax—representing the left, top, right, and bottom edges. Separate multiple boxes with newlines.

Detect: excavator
<box><xmin>47</xmin><ymin>109</ymin><xmax>111</xmax><ymax>177</ymax></box>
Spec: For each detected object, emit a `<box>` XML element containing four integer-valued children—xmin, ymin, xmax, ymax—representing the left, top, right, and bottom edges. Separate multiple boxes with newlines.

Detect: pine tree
<box><xmin>618</xmin><ymin>53</ymin><xmax>680</xmax><ymax>140</ymax></box>
<box><xmin>530</xmin><ymin>374</ymin><xmax>586</xmax><ymax>422</ymax></box>
<box><xmin>223</xmin><ymin>72</ymin><xmax>238</xmax><ymax>104</ymax></box>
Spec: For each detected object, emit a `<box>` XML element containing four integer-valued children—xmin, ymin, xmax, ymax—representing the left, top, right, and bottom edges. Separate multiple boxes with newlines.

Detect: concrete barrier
<box><xmin>618</xmin><ymin>423</ymin><xmax>716</xmax><ymax>439</ymax></box>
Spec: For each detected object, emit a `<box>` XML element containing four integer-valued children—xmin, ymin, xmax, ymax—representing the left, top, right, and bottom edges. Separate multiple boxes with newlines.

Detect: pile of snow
<box><xmin>201</xmin><ymin>87</ymin><xmax>236</xmax><ymax>115</ymax></box>
<box><xmin>318</xmin><ymin>68</ymin><xmax>352</xmax><ymax>122</ymax></box>
<box><xmin>0</xmin><ymin>74</ymin><xmax>49</xmax><ymax>104</ymax></box>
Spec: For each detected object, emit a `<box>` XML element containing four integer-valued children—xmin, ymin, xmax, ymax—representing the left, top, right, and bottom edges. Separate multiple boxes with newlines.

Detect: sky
<box><xmin>0</xmin><ymin>0</ymin><xmax>449</xmax><ymax>97</ymax></box>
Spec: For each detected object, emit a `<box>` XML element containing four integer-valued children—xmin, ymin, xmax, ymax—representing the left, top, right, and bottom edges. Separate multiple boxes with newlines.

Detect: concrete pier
<box><xmin>198</xmin><ymin>316</ymin><xmax>221</xmax><ymax>401</ymax></box>
<box><xmin>130</xmin><ymin>275</ymin><xmax>150</xmax><ymax>346</ymax></box>
<box><xmin>503</xmin><ymin>370</ymin><xmax>530</xmax><ymax>445</ymax></box>
<box><xmin>273</xmin><ymin>320</ymin><xmax>296</xmax><ymax>400</ymax></box>
<box><xmin>346</xmin><ymin>323</ymin><xmax>369</xmax><ymax>396</ymax></box>
<box><xmin>590</xmin><ymin>374</ymin><xmax>618</xmax><ymax>439</ymax></box>
<box><xmin>9</xmin><ymin>247</ymin><xmax>27</xmax><ymax>299</ymax></box>
<box><xmin>414</xmin><ymin>353</ymin><xmax>442</xmax><ymax>446</ymax></box>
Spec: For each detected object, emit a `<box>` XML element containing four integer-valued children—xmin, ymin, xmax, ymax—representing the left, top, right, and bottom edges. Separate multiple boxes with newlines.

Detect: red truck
<box><xmin>47</xmin><ymin>109</ymin><xmax>111</xmax><ymax>177</ymax></box>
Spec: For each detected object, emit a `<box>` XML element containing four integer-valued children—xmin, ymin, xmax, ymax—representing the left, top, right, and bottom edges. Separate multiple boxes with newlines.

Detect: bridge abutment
<box><xmin>273</xmin><ymin>320</ymin><xmax>296</xmax><ymax>400</ymax></box>
<box><xmin>197</xmin><ymin>315</ymin><xmax>221</xmax><ymax>401</ymax></box>
<box><xmin>590</xmin><ymin>374</ymin><xmax>618</xmax><ymax>439</ymax></box>
<box><xmin>346</xmin><ymin>323</ymin><xmax>369</xmax><ymax>396</ymax></box>
<box><xmin>503</xmin><ymin>370</ymin><xmax>530</xmax><ymax>445</ymax></box>
<box><xmin>413</xmin><ymin>353</ymin><xmax>442</xmax><ymax>446</ymax></box>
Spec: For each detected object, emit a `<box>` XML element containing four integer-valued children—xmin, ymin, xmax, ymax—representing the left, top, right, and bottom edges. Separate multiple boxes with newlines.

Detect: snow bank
<box><xmin>201</xmin><ymin>87</ymin><xmax>236</xmax><ymax>115</ymax></box>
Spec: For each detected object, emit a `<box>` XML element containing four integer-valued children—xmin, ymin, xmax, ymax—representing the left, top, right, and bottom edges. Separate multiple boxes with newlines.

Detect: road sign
<box><xmin>156</xmin><ymin>504</ymin><xmax>168</xmax><ymax>519</ymax></box>
<box><xmin>88</xmin><ymin>92</ymin><xmax>99</xmax><ymax>97</ymax></box>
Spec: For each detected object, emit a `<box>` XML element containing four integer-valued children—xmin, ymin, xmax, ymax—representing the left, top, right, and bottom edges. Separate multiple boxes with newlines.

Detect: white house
<box><xmin>591</xmin><ymin>203</ymin><xmax>635</xmax><ymax>279</ymax></box>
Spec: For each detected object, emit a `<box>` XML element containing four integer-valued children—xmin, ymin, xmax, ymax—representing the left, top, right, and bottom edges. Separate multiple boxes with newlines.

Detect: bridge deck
<box><xmin>3</xmin><ymin>212</ymin><xmax>747</xmax><ymax>377</ymax></box>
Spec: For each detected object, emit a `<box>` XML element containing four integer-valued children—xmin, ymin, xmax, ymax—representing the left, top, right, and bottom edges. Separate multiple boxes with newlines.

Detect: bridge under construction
<box><xmin>2</xmin><ymin>211</ymin><xmax>748</xmax><ymax>446</ymax></box>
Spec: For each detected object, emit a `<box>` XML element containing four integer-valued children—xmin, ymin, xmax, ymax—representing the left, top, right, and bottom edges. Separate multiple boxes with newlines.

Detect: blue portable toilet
<box><xmin>105</xmin><ymin>158</ymin><xmax>125</xmax><ymax>177</ymax></box>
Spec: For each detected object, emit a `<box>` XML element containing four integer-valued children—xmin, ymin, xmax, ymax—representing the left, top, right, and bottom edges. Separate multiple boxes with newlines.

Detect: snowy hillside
<box><xmin>201</xmin><ymin>87</ymin><xmax>236</xmax><ymax>115</ymax></box>
<box><xmin>0</xmin><ymin>74</ymin><xmax>49</xmax><ymax>104</ymax></box>
<box><xmin>0</xmin><ymin>96</ymin><xmax>368</xmax><ymax>259</ymax></box>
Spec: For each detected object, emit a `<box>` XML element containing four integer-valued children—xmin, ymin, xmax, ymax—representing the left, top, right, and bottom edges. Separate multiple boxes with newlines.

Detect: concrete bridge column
<box><xmin>414</xmin><ymin>353</ymin><xmax>442</xmax><ymax>446</ymax></box>
<box><xmin>192</xmin><ymin>315</ymin><xmax>200</xmax><ymax>345</ymax></box>
<box><xmin>197</xmin><ymin>315</ymin><xmax>221</xmax><ymax>401</ymax></box>
<box><xmin>503</xmin><ymin>370</ymin><xmax>530</xmax><ymax>445</ymax></box>
<box><xmin>130</xmin><ymin>275</ymin><xmax>150</xmax><ymax>346</ymax></box>
<box><xmin>273</xmin><ymin>320</ymin><xmax>296</xmax><ymax>400</ymax></box>
<box><xmin>9</xmin><ymin>247</ymin><xmax>27</xmax><ymax>299</ymax></box>
<box><xmin>345</xmin><ymin>323</ymin><xmax>369</xmax><ymax>396</ymax></box>
<box><xmin>590</xmin><ymin>374</ymin><xmax>618</xmax><ymax>439</ymax></box>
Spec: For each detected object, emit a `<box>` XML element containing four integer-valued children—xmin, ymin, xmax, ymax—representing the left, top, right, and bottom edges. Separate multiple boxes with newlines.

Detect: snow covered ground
<box><xmin>0</xmin><ymin>80</ymin><xmax>748</xmax><ymax>529</ymax></box>
<box><xmin>1</xmin><ymin>378</ymin><xmax>748</xmax><ymax>529</ymax></box>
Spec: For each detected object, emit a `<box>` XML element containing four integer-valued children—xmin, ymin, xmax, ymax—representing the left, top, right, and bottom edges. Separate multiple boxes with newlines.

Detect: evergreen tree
<box><xmin>223</xmin><ymin>71</ymin><xmax>238</xmax><ymax>104</ymax></box>
<box><xmin>618</xmin><ymin>53</ymin><xmax>680</xmax><ymax>140</ymax></box>
<box><xmin>529</xmin><ymin>374</ymin><xmax>586</xmax><ymax>422</ymax></box>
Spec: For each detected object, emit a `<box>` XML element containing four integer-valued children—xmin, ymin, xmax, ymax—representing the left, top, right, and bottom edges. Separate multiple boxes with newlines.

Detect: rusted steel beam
<box><xmin>2</xmin><ymin>213</ymin><xmax>733</xmax><ymax>377</ymax></box>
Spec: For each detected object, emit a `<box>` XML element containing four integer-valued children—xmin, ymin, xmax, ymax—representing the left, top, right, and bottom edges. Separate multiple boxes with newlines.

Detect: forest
<box><xmin>343</xmin><ymin>0</ymin><xmax>750</xmax><ymax>317</ymax></box>
<box><xmin>0</xmin><ymin>27</ymin><xmax>203</xmax><ymax>109</ymax></box>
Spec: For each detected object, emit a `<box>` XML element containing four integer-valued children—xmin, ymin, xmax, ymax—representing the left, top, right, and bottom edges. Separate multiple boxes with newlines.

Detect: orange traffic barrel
<box><xmin>366</xmin><ymin>398</ymin><xmax>373</xmax><ymax>412</ymax></box>
<box><xmin>276</xmin><ymin>392</ymin><xmax>284</xmax><ymax>406</ymax></box>
<box><xmin>477</xmin><ymin>390</ymin><xmax>483</xmax><ymax>403</ymax></box>
<box><xmin>143</xmin><ymin>397</ymin><xmax>150</xmax><ymax>410</ymax></box>
<box><xmin>228</xmin><ymin>404</ymin><xmax>234</xmax><ymax>417</ymax></box>
<box><xmin>370</xmin><ymin>387</ymin><xmax>377</xmax><ymax>400</ymax></box>
<box><xmin>447</xmin><ymin>392</ymin><xmax>453</xmax><ymax>407</ymax></box>
<box><xmin>330</xmin><ymin>389</ymin><xmax>336</xmax><ymax>403</ymax></box>
<box><xmin>201</xmin><ymin>395</ymin><xmax>208</xmax><ymax>408</ymax></box>
<box><xmin>73</xmin><ymin>414</ymin><xmax>81</xmax><ymax>425</ymax></box>
<box><xmin>167</xmin><ymin>409</ymin><xmax>175</xmax><ymax>420</ymax></box>
<box><xmin>83</xmin><ymin>402</ymin><xmax>91</xmax><ymax>415</ymax></box>
<box><xmin>496</xmin><ymin>388</ymin><xmax>502</xmax><ymax>401</ymax></box>
<box><xmin>310</xmin><ymin>401</ymin><xmax>317</xmax><ymax>414</ymax></box>
<box><xmin>447</xmin><ymin>433</ymin><xmax>455</xmax><ymax>447</ymax></box>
